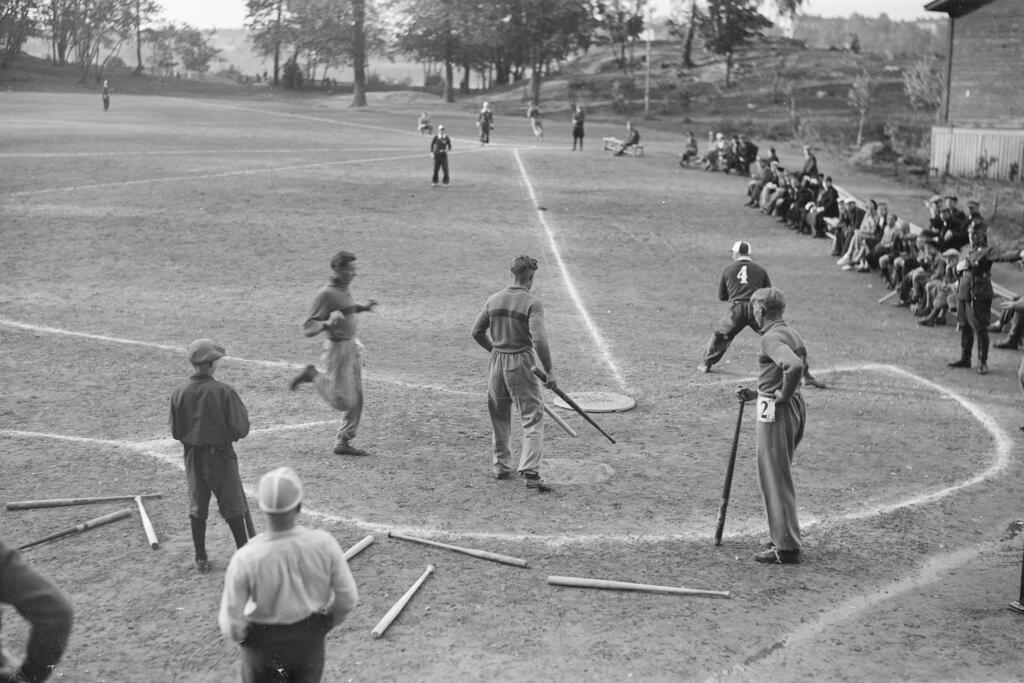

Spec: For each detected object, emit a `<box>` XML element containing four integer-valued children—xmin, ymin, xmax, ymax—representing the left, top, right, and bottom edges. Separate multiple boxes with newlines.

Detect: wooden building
<box><xmin>925</xmin><ymin>0</ymin><xmax>1024</xmax><ymax>180</ymax></box>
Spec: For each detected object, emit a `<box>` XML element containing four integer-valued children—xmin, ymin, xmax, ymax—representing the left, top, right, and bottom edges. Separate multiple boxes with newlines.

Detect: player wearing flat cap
<box><xmin>290</xmin><ymin>251</ymin><xmax>379</xmax><ymax>456</ymax></box>
<box><xmin>219</xmin><ymin>467</ymin><xmax>358</xmax><ymax>683</ymax></box>
<box><xmin>170</xmin><ymin>339</ymin><xmax>251</xmax><ymax>574</ymax></box>
<box><xmin>699</xmin><ymin>241</ymin><xmax>772</xmax><ymax>373</ymax></box>
<box><xmin>471</xmin><ymin>255</ymin><xmax>558</xmax><ymax>491</ymax></box>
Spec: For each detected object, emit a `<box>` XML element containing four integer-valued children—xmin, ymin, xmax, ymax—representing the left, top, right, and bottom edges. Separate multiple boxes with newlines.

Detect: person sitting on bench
<box><xmin>609</xmin><ymin>121</ymin><xmax>640</xmax><ymax>156</ymax></box>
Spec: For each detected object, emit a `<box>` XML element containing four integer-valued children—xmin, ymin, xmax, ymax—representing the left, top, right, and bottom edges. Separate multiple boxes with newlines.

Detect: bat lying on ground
<box><xmin>531</xmin><ymin>367</ymin><xmax>616</xmax><ymax>444</ymax></box>
<box><xmin>371</xmin><ymin>564</ymin><xmax>434</xmax><ymax>639</ymax></box>
<box><xmin>18</xmin><ymin>508</ymin><xmax>133</xmax><ymax>550</ymax></box>
<box><xmin>343</xmin><ymin>534</ymin><xmax>375</xmax><ymax>560</ymax></box>
<box><xmin>387</xmin><ymin>531</ymin><xmax>528</xmax><ymax>568</ymax></box>
<box><xmin>135</xmin><ymin>496</ymin><xmax>159</xmax><ymax>550</ymax></box>
<box><xmin>6</xmin><ymin>494</ymin><xmax>161</xmax><ymax>510</ymax></box>
<box><xmin>548</xmin><ymin>575</ymin><xmax>730</xmax><ymax>598</ymax></box>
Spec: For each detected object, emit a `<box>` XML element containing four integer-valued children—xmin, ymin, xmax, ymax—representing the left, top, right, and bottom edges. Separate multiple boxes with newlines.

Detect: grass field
<box><xmin>2</xmin><ymin>90</ymin><xmax>1024</xmax><ymax>681</ymax></box>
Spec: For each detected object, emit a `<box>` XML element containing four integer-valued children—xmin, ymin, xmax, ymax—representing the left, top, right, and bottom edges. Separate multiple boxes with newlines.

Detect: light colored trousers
<box><xmin>756</xmin><ymin>392</ymin><xmax>806</xmax><ymax>552</ymax></box>
<box><xmin>313</xmin><ymin>339</ymin><xmax>363</xmax><ymax>443</ymax></box>
<box><xmin>487</xmin><ymin>350</ymin><xmax>544</xmax><ymax>476</ymax></box>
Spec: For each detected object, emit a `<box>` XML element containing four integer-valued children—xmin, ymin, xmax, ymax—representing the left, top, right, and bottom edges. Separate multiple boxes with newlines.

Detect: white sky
<box><xmin>155</xmin><ymin>0</ymin><xmax>937</xmax><ymax>30</ymax></box>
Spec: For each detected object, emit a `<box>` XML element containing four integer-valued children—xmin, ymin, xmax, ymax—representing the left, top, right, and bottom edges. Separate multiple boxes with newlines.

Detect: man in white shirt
<box><xmin>219</xmin><ymin>468</ymin><xmax>358</xmax><ymax>682</ymax></box>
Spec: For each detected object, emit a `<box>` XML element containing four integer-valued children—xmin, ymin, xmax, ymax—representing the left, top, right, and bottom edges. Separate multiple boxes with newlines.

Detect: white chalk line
<box><xmin>0</xmin><ymin>316</ymin><xmax>479</xmax><ymax>398</ymax></box>
<box><xmin>0</xmin><ymin>147</ymin><xmax>415</xmax><ymax>159</ymax></box>
<box><xmin>1</xmin><ymin>363</ymin><xmax>1011</xmax><ymax>546</ymax></box>
<box><xmin>512</xmin><ymin>148</ymin><xmax>627</xmax><ymax>391</ymax></box>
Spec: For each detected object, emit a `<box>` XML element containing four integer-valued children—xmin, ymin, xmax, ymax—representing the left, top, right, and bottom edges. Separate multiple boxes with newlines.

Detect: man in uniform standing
<box><xmin>430</xmin><ymin>124</ymin><xmax>451</xmax><ymax>187</ymax></box>
<box><xmin>735</xmin><ymin>287</ymin><xmax>806</xmax><ymax>565</ymax></box>
<box><xmin>571</xmin><ymin>105</ymin><xmax>585</xmax><ymax>151</ymax></box>
<box><xmin>477</xmin><ymin>102</ymin><xmax>494</xmax><ymax>146</ymax></box>
<box><xmin>290</xmin><ymin>251</ymin><xmax>379</xmax><ymax>456</ymax></box>
<box><xmin>699</xmin><ymin>241</ymin><xmax>772</xmax><ymax>373</ymax></box>
<box><xmin>471</xmin><ymin>255</ymin><xmax>557</xmax><ymax>492</ymax></box>
<box><xmin>170</xmin><ymin>339</ymin><xmax>252</xmax><ymax>574</ymax></box>
<box><xmin>219</xmin><ymin>467</ymin><xmax>358</xmax><ymax>682</ymax></box>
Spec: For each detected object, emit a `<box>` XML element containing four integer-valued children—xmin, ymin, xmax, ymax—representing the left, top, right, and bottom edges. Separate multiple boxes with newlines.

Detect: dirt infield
<box><xmin>2</xmin><ymin>92</ymin><xmax>1024</xmax><ymax>681</ymax></box>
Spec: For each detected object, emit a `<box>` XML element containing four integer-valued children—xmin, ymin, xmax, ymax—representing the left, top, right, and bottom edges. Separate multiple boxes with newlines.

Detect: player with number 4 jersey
<box><xmin>699</xmin><ymin>241</ymin><xmax>772</xmax><ymax>372</ymax></box>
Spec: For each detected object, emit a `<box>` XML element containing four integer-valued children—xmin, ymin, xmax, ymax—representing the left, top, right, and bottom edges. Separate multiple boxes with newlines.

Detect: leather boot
<box><xmin>949</xmin><ymin>330</ymin><xmax>973</xmax><ymax>368</ymax></box>
<box><xmin>190</xmin><ymin>516</ymin><xmax>209</xmax><ymax>572</ymax></box>
<box><xmin>227</xmin><ymin>516</ymin><xmax>250</xmax><ymax>548</ymax></box>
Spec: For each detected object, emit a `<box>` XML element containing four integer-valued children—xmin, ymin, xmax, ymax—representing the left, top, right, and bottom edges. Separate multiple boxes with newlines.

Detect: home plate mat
<box><xmin>552</xmin><ymin>392</ymin><xmax>636</xmax><ymax>413</ymax></box>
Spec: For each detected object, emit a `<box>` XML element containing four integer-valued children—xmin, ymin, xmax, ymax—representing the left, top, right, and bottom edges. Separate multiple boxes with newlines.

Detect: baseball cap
<box><xmin>187</xmin><ymin>339</ymin><xmax>225</xmax><ymax>364</ymax></box>
<box><xmin>731</xmin><ymin>241</ymin><xmax>751</xmax><ymax>256</ymax></box>
<box><xmin>257</xmin><ymin>467</ymin><xmax>303</xmax><ymax>513</ymax></box>
<box><xmin>942</xmin><ymin>248</ymin><xmax>960</xmax><ymax>257</ymax></box>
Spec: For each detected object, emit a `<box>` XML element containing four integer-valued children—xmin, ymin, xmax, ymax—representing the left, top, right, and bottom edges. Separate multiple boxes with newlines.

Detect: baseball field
<box><xmin>2</xmin><ymin>90</ymin><xmax>1024</xmax><ymax>681</ymax></box>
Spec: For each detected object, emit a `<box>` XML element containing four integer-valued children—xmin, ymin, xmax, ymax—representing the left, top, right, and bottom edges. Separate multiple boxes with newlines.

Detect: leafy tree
<box><xmin>143</xmin><ymin>22</ymin><xmax>177</xmax><ymax>75</ymax></box>
<box><xmin>697</xmin><ymin>0</ymin><xmax>771</xmax><ymax>87</ymax></box>
<box><xmin>174</xmin><ymin>23</ymin><xmax>221</xmax><ymax>74</ymax></box>
<box><xmin>351</xmin><ymin>0</ymin><xmax>366</xmax><ymax>105</ymax></box>
<box><xmin>0</xmin><ymin>0</ymin><xmax>40</xmax><ymax>69</ymax></box>
<box><xmin>131</xmin><ymin>0</ymin><xmax>160</xmax><ymax>72</ymax></box>
<box><xmin>69</xmin><ymin>0</ymin><xmax>138</xmax><ymax>83</ymax></box>
<box><xmin>848</xmin><ymin>69</ymin><xmax>871</xmax><ymax>146</ymax></box>
<box><xmin>393</xmin><ymin>0</ymin><xmax>461</xmax><ymax>102</ymax></box>
<box><xmin>247</xmin><ymin>0</ymin><xmax>287</xmax><ymax>85</ymax></box>
<box><xmin>45</xmin><ymin>0</ymin><xmax>76</xmax><ymax>65</ymax></box>
<box><xmin>595</xmin><ymin>0</ymin><xmax>645</xmax><ymax>73</ymax></box>
<box><xmin>666</xmin><ymin>0</ymin><xmax>700</xmax><ymax>69</ymax></box>
<box><xmin>903</xmin><ymin>54</ymin><xmax>944</xmax><ymax>121</ymax></box>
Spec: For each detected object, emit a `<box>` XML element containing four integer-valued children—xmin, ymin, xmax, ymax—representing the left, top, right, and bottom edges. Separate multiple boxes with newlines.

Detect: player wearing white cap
<box><xmin>219</xmin><ymin>467</ymin><xmax>358</xmax><ymax>682</ymax></box>
<box><xmin>699</xmin><ymin>241</ymin><xmax>772</xmax><ymax>373</ymax></box>
<box><xmin>170</xmin><ymin>339</ymin><xmax>251</xmax><ymax>574</ymax></box>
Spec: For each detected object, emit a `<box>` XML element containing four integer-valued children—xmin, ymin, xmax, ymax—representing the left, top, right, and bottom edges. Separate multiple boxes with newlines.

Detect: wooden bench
<box><xmin>603</xmin><ymin>138</ymin><xmax>644</xmax><ymax>157</ymax></box>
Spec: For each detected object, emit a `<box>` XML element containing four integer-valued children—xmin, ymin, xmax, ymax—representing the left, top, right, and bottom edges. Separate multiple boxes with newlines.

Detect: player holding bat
<box><xmin>471</xmin><ymin>254</ymin><xmax>557</xmax><ymax>492</ymax></box>
<box><xmin>734</xmin><ymin>287</ymin><xmax>806</xmax><ymax>565</ymax></box>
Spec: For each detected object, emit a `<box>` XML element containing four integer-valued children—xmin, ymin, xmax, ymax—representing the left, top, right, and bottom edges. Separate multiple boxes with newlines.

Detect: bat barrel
<box><xmin>371</xmin><ymin>564</ymin><xmax>435</xmax><ymax>639</ymax></box>
<box><xmin>343</xmin><ymin>534</ymin><xmax>375</xmax><ymax>561</ymax></box>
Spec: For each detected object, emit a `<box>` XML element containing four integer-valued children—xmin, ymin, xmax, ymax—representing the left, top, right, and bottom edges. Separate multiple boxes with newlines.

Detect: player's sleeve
<box><xmin>325</xmin><ymin>535</ymin><xmax>358</xmax><ymax>627</ymax></box>
<box><xmin>169</xmin><ymin>391</ymin><xmax>181</xmax><ymax>441</ymax></box>
<box><xmin>0</xmin><ymin>540</ymin><xmax>73</xmax><ymax>682</ymax></box>
<box><xmin>225</xmin><ymin>388</ymin><xmax>250</xmax><ymax>441</ymax></box>
<box><xmin>528</xmin><ymin>301</ymin><xmax>553</xmax><ymax>374</ymax></box>
<box><xmin>218</xmin><ymin>554</ymin><xmax>250</xmax><ymax>643</ymax></box>
<box><xmin>302</xmin><ymin>290</ymin><xmax>331</xmax><ymax>337</ymax></box>
<box><xmin>766</xmin><ymin>336</ymin><xmax>804</xmax><ymax>402</ymax></box>
<box><xmin>762</xmin><ymin>267</ymin><xmax>772</xmax><ymax>288</ymax></box>
<box><xmin>470</xmin><ymin>304</ymin><xmax>493</xmax><ymax>352</ymax></box>
<box><xmin>717</xmin><ymin>270</ymin><xmax>729</xmax><ymax>301</ymax></box>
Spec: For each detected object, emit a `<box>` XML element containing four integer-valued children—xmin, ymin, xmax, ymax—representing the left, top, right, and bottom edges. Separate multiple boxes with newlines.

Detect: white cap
<box><xmin>257</xmin><ymin>467</ymin><xmax>303</xmax><ymax>513</ymax></box>
<box><xmin>731</xmin><ymin>240</ymin><xmax>751</xmax><ymax>256</ymax></box>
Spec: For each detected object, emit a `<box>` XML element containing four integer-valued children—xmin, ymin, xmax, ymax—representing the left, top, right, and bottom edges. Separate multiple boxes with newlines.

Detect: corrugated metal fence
<box><xmin>931</xmin><ymin>126</ymin><xmax>1024</xmax><ymax>181</ymax></box>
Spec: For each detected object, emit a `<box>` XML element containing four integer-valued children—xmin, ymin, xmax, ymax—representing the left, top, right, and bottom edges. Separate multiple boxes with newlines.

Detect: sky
<box><xmin>155</xmin><ymin>0</ymin><xmax>937</xmax><ymax>30</ymax></box>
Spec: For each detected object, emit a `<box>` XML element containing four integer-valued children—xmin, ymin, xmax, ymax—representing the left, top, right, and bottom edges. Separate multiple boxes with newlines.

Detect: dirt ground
<box><xmin>2</xmin><ymin>90</ymin><xmax>1024</xmax><ymax>682</ymax></box>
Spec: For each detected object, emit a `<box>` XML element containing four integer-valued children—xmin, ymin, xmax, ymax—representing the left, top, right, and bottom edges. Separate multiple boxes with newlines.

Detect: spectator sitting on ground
<box><xmin>736</xmin><ymin>134</ymin><xmax>759</xmax><ymax>176</ymax></box>
<box><xmin>799</xmin><ymin>145</ymin><xmax>819</xmax><ymax>185</ymax></box>
<box><xmin>944</xmin><ymin>194</ymin><xmax>968</xmax><ymax>224</ymax></box>
<box><xmin>876</xmin><ymin>218</ymin><xmax>913</xmax><ymax>287</ymax></box>
<box><xmin>831</xmin><ymin>198</ymin><xmax>866</xmax><ymax>258</ymax></box>
<box><xmin>770</xmin><ymin>173</ymin><xmax>801</xmax><ymax>221</ymax></box>
<box><xmin>746</xmin><ymin>157</ymin><xmax>773</xmax><ymax>208</ymax></box>
<box><xmin>679</xmin><ymin>131</ymin><xmax>699</xmax><ymax>166</ymax></box>
<box><xmin>417</xmin><ymin>112</ymin><xmax>432</xmax><ymax>135</ymax></box>
<box><xmin>703</xmin><ymin>133</ymin><xmax>730</xmax><ymax>171</ymax></box>
<box><xmin>933</xmin><ymin>204</ymin><xmax>968</xmax><ymax>252</ymax></box>
<box><xmin>896</xmin><ymin>234</ymin><xmax>941</xmax><ymax>310</ymax></box>
<box><xmin>610</xmin><ymin>121</ymin><xmax>641</xmax><ymax>156</ymax></box>
<box><xmin>757</xmin><ymin>162</ymin><xmax>784</xmax><ymax>210</ymax></box>
<box><xmin>767</xmin><ymin>147</ymin><xmax>780</xmax><ymax>164</ymax></box>
<box><xmin>785</xmin><ymin>177</ymin><xmax>817</xmax><ymax>231</ymax></box>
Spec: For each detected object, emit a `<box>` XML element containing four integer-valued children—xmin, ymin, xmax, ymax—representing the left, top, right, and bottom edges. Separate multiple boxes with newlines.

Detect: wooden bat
<box><xmin>387</xmin><ymin>531</ymin><xmax>529</xmax><ymax>568</ymax></box>
<box><xmin>135</xmin><ymin>496</ymin><xmax>159</xmax><ymax>549</ymax></box>
<box><xmin>343</xmin><ymin>534</ymin><xmax>375</xmax><ymax>561</ymax></box>
<box><xmin>544</xmin><ymin>405</ymin><xmax>578</xmax><ymax>438</ymax></box>
<box><xmin>714</xmin><ymin>399</ymin><xmax>746</xmax><ymax>546</ymax></box>
<box><xmin>6</xmin><ymin>494</ymin><xmax>162</xmax><ymax>511</ymax></box>
<box><xmin>371</xmin><ymin>564</ymin><xmax>435</xmax><ymax>639</ymax></box>
<box><xmin>877</xmin><ymin>290</ymin><xmax>898</xmax><ymax>304</ymax></box>
<box><xmin>239</xmin><ymin>482</ymin><xmax>256</xmax><ymax>539</ymax></box>
<box><xmin>548</xmin><ymin>575</ymin><xmax>730</xmax><ymax>599</ymax></box>
<box><xmin>17</xmin><ymin>508</ymin><xmax>133</xmax><ymax>550</ymax></box>
<box><xmin>531</xmin><ymin>367</ymin><xmax>616</xmax><ymax>444</ymax></box>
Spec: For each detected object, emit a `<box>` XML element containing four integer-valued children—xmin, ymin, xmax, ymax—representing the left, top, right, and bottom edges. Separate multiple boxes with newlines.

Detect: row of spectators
<box><xmin>736</xmin><ymin>143</ymin><xmax>1024</xmax><ymax>373</ymax></box>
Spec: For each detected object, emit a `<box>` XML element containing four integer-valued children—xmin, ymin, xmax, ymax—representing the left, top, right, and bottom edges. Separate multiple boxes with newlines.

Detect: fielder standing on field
<box><xmin>471</xmin><ymin>255</ymin><xmax>557</xmax><ymax>492</ymax></box>
<box><xmin>170</xmin><ymin>339</ymin><xmax>252</xmax><ymax>574</ymax></box>
<box><xmin>290</xmin><ymin>250</ymin><xmax>379</xmax><ymax>456</ymax></box>
<box><xmin>219</xmin><ymin>467</ymin><xmax>358</xmax><ymax>683</ymax></box>
<box><xmin>735</xmin><ymin>288</ymin><xmax>806</xmax><ymax>565</ymax></box>
<box><xmin>699</xmin><ymin>240</ymin><xmax>771</xmax><ymax>373</ymax></box>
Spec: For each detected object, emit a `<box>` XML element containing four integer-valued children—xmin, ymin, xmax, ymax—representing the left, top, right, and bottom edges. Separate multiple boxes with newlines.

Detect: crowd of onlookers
<box><xmin>707</xmin><ymin>138</ymin><xmax>1024</xmax><ymax>351</ymax></box>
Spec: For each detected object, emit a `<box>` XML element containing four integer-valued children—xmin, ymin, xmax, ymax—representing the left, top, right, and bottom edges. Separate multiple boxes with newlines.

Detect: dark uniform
<box><xmin>0</xmin><ymin>539</ymin><xmax>73</xmax><ymax>682</ymax></box>
<box><xmin>701</xmin><ymin>245</ymin><xmax>772</xmax><ymax>371</ymax></box>
<box><xmin>431</xmin><ymin>130</ymin><xmax>452</xmax><ymax>186</ymax></box>
<box><xmin>170</xmin><ymin>339</ymin><xmax>251</xmax><ymax>571</ymax></box>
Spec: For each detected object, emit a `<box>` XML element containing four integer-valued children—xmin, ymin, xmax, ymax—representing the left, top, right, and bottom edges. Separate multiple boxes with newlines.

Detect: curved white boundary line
<box><xmin>512</xmin><ymin>149</ymin><xmax>627</xmax><ymax>390</ymax></box>
<box><xmin>0</xmin><ymin>363</ymin><xmax>1012</xmax><ymax>545</ymax></box>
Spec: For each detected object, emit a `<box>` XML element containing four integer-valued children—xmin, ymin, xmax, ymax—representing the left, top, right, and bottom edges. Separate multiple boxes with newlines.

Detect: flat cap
<box><xmin>511</xmin><ymin>254</ymin><xmax>538</xmax><ymax>274</ymax></box>
<box><xmin>187</xmin><ymin>338</ymin><xmax>225</xmax><ymax>364</ymax></box>
<box><xmin>258</xmin><ymin>467</ymin><xmax>303</xmax><ymax>513</ymax></box>
<box><xmin>942</xmin><ymin>248</ymin><xmax>961</xmax><ymax>257</ymax></box>
<box><xmin>330</xmin><ymin>250</ymin><xmax>356</xmax><ymax>271</ymax></box>
<box><xmin>967</xmin><ymin>199</ymin><xmax>981</xmax><ymax>208</ymax></box>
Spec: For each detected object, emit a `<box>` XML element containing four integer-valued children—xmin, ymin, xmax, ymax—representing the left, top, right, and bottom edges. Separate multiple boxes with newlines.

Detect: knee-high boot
<box><xmin>190</xmin><ymin>516</ymin><xmax>207</xmax><ymax>561</ymax></box>
<box><xmin>949</xmin><ymin>328</ymin><xmax>973</xmax><ymax>367</ymax></box>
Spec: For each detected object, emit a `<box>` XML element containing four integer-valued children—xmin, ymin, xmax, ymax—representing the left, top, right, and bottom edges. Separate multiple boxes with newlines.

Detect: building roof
<box><xmin>924</xmin><ymin>0</ymin><xmax>999</xmax><ymax>18</ymax></box>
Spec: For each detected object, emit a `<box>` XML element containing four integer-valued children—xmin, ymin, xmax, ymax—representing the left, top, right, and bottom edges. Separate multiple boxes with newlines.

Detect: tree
<box><xmin>848</xmin><ymin>69</ymin><xmax>871</xmax><ymax>147</ymax></box>
<box><xmin>666</xmin><ymin>0</ymin><xmax>699</xmax><ymax>69</ymax></box>
<box><xmin>247</xmin><ymin>0</ymin><xmax>287</xmax><ymax>85</ymax></box>
<box><xmin>174</xmin><ymin>23</ymin><xmax>221</xmax><ymax>74</ymax></box>
<box><xmin>0</xmin><ymin>0</ymin><xmax>40</xmax><ymax>69</ymax></box>
<box><xmin>595</xmin><ymin>0</ymin><xmax>646</xmax><ymax>73</ymax></box>
<box><xmin>46</xmin><ymin>0</ymin><xmax>75</xmax><ymax>65</ymax></box>
<box><xmin>132</xmin><ymin>0</ymin><xmax>159</xmax><ymax>72</ymax></box>
<box><xmin>69</xmin><ymin>0</ymin><xmax>138</xmax><ymax>84</ymax></box>
<box><xmin>697</xmin><ymin>0</ymin><xmax>771</xmax><ymax>88</ymax></box>
<box><xmin>902</xmin><ymin>55</ymin><xmax>944</xmax><ymax>122</ymax></box>
<box><xmin>351</xmin><ymin>0</ymin><xmax>366</xmax><ymax>105</ymax></box>
<box><xmin>143</xmin><ymin>22</ymin><xmax>177</xmax><ymax>75</ymax></box>
<box><xmin>394</xmin><ymin>0</ymin><xmax>461</xmax><ymax>103</ymax></box>
<box><xmin>769</xmin><ymin>0</ymin><xmax>804</xmax><ymax>37</ymax></box>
